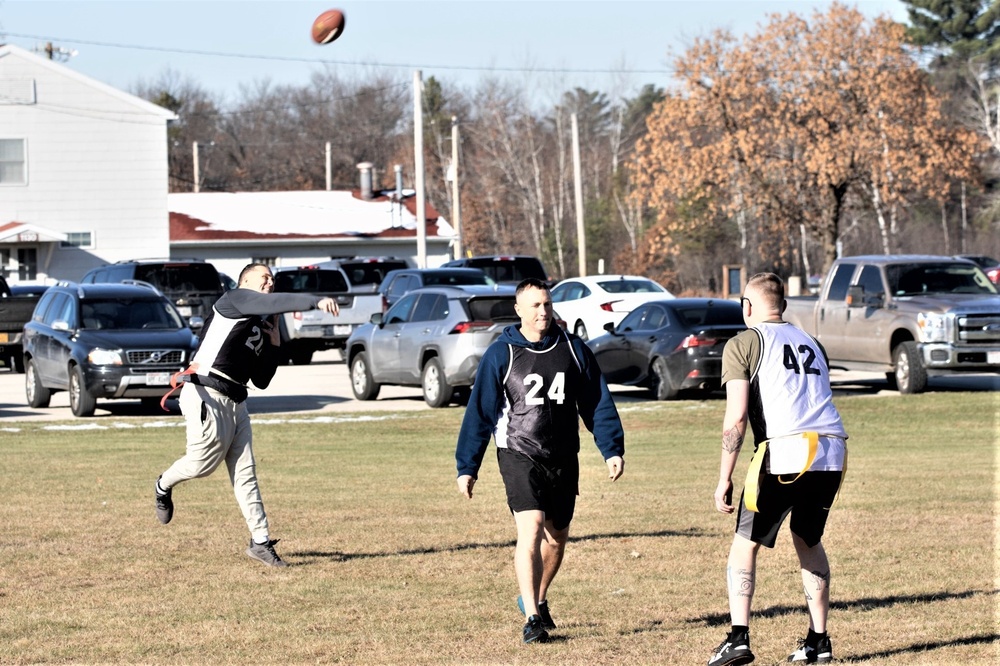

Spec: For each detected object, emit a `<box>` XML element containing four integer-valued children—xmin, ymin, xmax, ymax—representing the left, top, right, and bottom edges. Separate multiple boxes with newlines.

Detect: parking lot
<box><xmin>0</xmin><ymin>349</ymin><xmax>995</xmax><ymax>422</ymax></box>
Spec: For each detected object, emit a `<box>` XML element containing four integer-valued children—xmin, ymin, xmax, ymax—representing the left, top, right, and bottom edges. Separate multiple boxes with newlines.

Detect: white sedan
<box><xmin>550</xmin><ymin>275</ymin><xmax>674</xmax><ymax>341</ymax></box>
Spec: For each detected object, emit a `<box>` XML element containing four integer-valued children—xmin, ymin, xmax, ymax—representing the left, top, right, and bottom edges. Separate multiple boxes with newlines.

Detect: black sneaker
<box><xmin>517</xmin><ymin>596</ymin><xmax>556</xmax><ymax>630</ymax></box>
<box><xmin>245</xmin><ymin>539</ymin><xmax>289</xmax><ymax>567</ymax></box>
<box><xmin>788</xmin><ymin>635</ymin><xmax>833</xmax><ymax>663</ymax></box>
<box><xmin>708</xmin><ymin>631</ymin><xmax>755</xmax><ymax>665</ymax></box>
<box><xmin>522</xmin><ymin>615</ymin><xmax>549</xmax><ymax>644</ymax></box>
<box><xmin>154</xmin><ymin>477</ymin><xmax>173</xmax><ymax>525</ymax></box>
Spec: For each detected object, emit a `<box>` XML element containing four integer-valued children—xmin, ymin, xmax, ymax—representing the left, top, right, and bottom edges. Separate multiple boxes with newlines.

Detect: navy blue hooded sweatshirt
<box><xmin>455</xmin><ymin>323</ymin><xmax>625</xmax><ymax>479</ymax></box>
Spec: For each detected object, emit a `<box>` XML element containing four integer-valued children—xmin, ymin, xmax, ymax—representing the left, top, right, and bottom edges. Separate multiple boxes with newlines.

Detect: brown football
<box><xmin>312</xmin><ymin>9</ymin><xmax>345</xmax><ymax>45</ymax></box>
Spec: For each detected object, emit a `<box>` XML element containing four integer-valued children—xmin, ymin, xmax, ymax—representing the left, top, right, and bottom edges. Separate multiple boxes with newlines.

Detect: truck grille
<box><xmin>957</xmin><ymin>314</ymin><xmax>1000</xmax><ymax>344</ymax></box>
<box><xmin>126</xmin><ymin>349</ymin><xmax>186</xmax><ymax>365</ymax></box>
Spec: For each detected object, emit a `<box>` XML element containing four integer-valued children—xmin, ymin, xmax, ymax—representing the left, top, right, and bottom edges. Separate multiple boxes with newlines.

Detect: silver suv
<box><xmin>344</xmin><ymin>285</ymin><xmax>518</xmax><ymax>407</ymax></box>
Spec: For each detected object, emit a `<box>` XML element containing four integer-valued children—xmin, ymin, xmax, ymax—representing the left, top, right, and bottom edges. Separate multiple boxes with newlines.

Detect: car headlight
<box><xmin>87</xmin><ymin>348</ymin><xmax>124</xmax><ymax>365</ymax></box>
<box><xmin>917</xmin><ymin>312</ymin><xmax>950</xmax><ymax>343</ymax></box>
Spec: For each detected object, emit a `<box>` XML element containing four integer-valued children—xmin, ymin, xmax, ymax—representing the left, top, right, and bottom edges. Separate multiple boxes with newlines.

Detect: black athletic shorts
<box><xmin>735</xmin><ymin>471</ymin><xmax>843</xmax><ymax>548</ymax></box>
<box><xmin>496</xmin><ymin>447</ymin><xmax>579</xmax><ymax>531</ymax></box>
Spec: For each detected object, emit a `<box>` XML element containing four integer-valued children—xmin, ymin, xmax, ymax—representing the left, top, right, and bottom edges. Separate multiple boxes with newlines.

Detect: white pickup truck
<box><xmin>272</xmin><ymin>266</ymin><xmax>383</xmax><ymax>365</ymax></box>
<box><xmin>783</xmin><ymin>255</ymin><xmax>1000</xmax><ymax>393</ymax></box>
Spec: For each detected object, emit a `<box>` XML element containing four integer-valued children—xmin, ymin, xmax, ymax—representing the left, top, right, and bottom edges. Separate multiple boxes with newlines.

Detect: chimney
<box><xmin>357</xmin><ymin>162</ymin><xmax>374</xmax><ymax>200</ymax></box>
<box><xmin>394</xmin><ymin>164</ymin><xmax>404</xmax><ymax>201</ymax></box>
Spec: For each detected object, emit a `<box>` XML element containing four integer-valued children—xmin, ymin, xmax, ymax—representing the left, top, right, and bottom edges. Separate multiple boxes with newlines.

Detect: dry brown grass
<box><xmin>0</xmin><ymin>391</ymin><xmax>996</xmax><ymax>664</ymax></box>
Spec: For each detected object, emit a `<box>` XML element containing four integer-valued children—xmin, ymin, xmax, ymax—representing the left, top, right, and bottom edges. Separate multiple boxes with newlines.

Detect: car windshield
<box><xmin>673</xmin><ymin>302</ymin><xmax>744</xmax><ymax>327</ymax></box>
<box><xmin>423</xmin><ymin>271</ymin><xmax>491</xmax><ymax>287</ymax></box>
<box><xmin>339</xmin><ymin>261</ymin><xmax>409</xmax><ymax>289</ymax></box>
<box><xmin>466</xmin><ymin>258</ymin><xmax>546</xmax><ymax>283</ymax></box>
<box><xmin>887</xmin><ymin>263</ymin><xmax>997</xmax><ymax>296</ymax></box>
<box><xmin>274</xmin><ymin>270</ymin><xmax>349</xmax><ymax>293</ymax></box>
<box><xmin>133</xmin><ymin>264</ymin><xmax>221</xmax><ymax>292</ymax></box>
<box><xmin>467</xmin><ymin>296</ymin><xmax>519</xmax><ymax>322</ymax></box>
<box><xmin>598</xmin><ymin>279</ymin><xmax>665</xmax><ymax>294</ymax></box>
<box><xmin>81</xmin><ymin>298</ymin><xmax>184</xmax><ymax>330</ymax></box>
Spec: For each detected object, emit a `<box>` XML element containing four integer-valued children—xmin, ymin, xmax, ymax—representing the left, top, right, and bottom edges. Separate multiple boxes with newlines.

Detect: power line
<box><xmin>3</xmin><ymin>32</ymin><xmax>673</xmax><ymax>76</ymax></box>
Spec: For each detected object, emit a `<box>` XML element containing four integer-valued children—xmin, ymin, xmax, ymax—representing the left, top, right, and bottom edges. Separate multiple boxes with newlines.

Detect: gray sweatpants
<box><xmin>160</xmin><ymin>383</ymin><xmax>269</xmax><ymax>542</ymax></box>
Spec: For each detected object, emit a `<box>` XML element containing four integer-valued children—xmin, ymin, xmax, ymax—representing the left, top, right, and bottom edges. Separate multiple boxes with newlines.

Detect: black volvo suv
<box><xmin>22</xmin><ymin>282</ymin><xmax>200</xmax><ymax>417</ymax></box>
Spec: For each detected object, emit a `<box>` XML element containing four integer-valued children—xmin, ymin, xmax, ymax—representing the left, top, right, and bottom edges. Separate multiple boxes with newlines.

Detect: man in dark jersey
<box><xmin>455</xmin><ymin>278</ymin><xmax>625</xmax><ymax>644</ymax></box>
<box><xmin>154</xmin><ymin>263</ymin><xmax>338</xmax><ymax>567</ymax></box>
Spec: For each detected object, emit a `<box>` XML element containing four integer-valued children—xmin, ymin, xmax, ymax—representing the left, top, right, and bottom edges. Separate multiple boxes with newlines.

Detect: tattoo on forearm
<box><xmin>727</xmin><ymin>566</ymin><xmax>755</xmax><ymax>599</ymax></box>
<box><xmin>803</xmin><ymin>568</ymin><xmax>830</xmax><ymax>601</ymax></box>
<box><xmin>722</xmin><ymin>426</ymin><xmax>744</xmax><ymax>454</ymax></box>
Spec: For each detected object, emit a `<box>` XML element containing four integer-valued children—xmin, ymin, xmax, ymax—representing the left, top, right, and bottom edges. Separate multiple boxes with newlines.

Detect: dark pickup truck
<box><xmin>0</xmin><ymin>276</ymin><xmax>46</xmax><ymax>373</ymax></box>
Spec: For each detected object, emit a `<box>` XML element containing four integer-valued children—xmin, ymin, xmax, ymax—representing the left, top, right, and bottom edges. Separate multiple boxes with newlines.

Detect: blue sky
<box><xmin>0</xmin><ymin>0</ymin><xmax>909</xmax><ymax>105</ymax></box>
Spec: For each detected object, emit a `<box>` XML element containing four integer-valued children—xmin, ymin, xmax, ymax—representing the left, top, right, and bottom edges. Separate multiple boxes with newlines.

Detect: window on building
<box><xmin>252</xmin><ymin>256</ymin><xmax>277</xmax><ymax>267</ymax></box>
<box><xmin>60</xmin><ymin>232</ymin><xmax>94</xmax><ymax>249</ymax></box>
<box><xmin>0</xmin><ymin>139</ymin><xmax>26</xmax><ymax>185</ymax></box>
<box><xmin>17</xmin><ymin>247</ymin><xmax>37</xmax><ymax>281</ymax></box>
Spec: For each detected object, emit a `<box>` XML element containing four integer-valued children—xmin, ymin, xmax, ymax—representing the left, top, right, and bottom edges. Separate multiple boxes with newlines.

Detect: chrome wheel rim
<box><xmin>424</xmin><ymin>364</ymin><xmax>441</xmax><ymax>403</ymax></box>
<box><xmin>351</xmin><ymin>359</ymin><xmax>366</xmax><ymax>394</ymax></box>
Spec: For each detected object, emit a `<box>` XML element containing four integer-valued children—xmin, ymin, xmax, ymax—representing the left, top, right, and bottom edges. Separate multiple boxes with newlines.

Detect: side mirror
<box><xmin>603</xmin><ymin>321</ymin><xmax>618</xmax><ymax>335</ymax></box>
<box><xmin>188</xmin><ymin>316</ymin><xmax>205</xmax><ymax>330</ymax></box>
<box><xmin>369</xmin><ymin>312</ymin><xmax>383</xmax><ymax>326</ymax></box>
<box><xmin>846</xmin><ymin>285</ymin><xmax>883</xmax><ymax>308</ymax></box>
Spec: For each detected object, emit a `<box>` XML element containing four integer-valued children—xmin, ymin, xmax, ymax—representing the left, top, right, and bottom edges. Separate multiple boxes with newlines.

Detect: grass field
<box><xmin>0</xmin><ymin>391</ymin><xmax>997</xmax><ymax>664</ymax></box>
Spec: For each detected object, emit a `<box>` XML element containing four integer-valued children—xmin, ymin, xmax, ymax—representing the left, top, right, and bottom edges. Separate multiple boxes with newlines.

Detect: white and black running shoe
<box><xmin>708</xmin><ymin>632</ymin><xmax>755</xmax><ymax>665</ymax></box>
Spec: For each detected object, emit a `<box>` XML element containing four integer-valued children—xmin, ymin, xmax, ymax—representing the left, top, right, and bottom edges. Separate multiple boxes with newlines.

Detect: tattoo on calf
<box><xmin>803</xmin><ymin>568</ymin><xmax>830</xmax><ymax>600</ymax></box>
<box><xmin>727</xmin><ymin>565</ymin><xmax>755</xmax><ymax>599</ymax></box>
<box><xmin>722</xmin><ymin>426</ymin><xmax>744</xmax><ymax>454</ymax></box>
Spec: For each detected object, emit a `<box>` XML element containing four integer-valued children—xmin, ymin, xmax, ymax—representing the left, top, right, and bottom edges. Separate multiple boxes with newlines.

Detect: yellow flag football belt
<box><xmin>743</xmin><ymin>432</ymin><xmax>848</xmax><ymax>512</ymax></box>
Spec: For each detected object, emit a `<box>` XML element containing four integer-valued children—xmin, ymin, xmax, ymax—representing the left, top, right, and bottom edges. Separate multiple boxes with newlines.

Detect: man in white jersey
<box><xmin>708</xmin><ymin>273</ymin><xmax>847</xmax><ymax>666</ymax></box>
<box><xmin>154</xmin><ymin>263</ymin><xmax>338</xmax><ymax>567</ymax></box>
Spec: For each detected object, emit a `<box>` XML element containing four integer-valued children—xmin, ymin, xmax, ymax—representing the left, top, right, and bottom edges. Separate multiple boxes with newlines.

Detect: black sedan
<box><xmin>587</xmin><ymin>298</ymin><xmax>746</xmax><ymax>400</ymax></box>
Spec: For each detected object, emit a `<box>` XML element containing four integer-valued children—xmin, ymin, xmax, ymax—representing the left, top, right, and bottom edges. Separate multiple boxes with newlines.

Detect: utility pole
<box><xmin>571</xmin><ymin>113</ymin><xmax>586</xmax><ymax>277</ymax></box>
<box><xmin>325</xmin><ymin>142</ymin><xmax>332</xmax><ymax>191</ymax></box>
<box><xmin>192</xmin><ymin>141</ymin><xmax>200</xmax><ymax>193</ymax></box>
<box><xmin>450</xmin><ymin>116</ymin><xmax>462</xmax><ymax>260</ymax></box>
<box><xmin>413</xmin><ymin>70</ymin><xmax>427</xmax><ymax>268</ymax></box>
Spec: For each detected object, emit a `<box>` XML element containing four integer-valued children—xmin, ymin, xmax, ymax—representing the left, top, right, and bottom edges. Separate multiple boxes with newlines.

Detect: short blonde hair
<box><xmin>746</xmin><ymin>272</ymin><xmax>784</xmax><ymax>309</ymax></box>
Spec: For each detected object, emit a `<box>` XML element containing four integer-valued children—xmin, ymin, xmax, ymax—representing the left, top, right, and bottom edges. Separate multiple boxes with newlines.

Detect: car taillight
<box><xmin>677</xmin><ymin>334</ymin><xmax>717</xmax><ymax>350</ymax></box>
<box><xmin>988</xmin><ymin>267</ymin><xmax>1000</xmax><ymax>284</ymax></box>
<box><xmin>599</xmin><ymin>301</ymin><xmax>620</xmax><ymax>312</ymax></box>
<box><xmin>381</xmin><ymin>295</ymin><xmax>389</xmax><ymax>313</ymax></box>
<box><xmin>293</xmin><ymin>312</ymin><xmax>303</xmax><ymax>321</ymax></box>
<box><xmin>451</xmin><ymin>321</ymin><xmax>494</xmax><ymax>334</ymax></box>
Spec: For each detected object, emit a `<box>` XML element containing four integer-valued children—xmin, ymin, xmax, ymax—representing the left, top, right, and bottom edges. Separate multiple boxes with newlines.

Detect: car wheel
<box><xmin>69</xmin><ymin>364</ymin><xmax>97</xmax><ymax>417</ymax></box>
<box><xmin>350</xmin><ymin>352</ymin><xmax>381</xmax><ymax>401</ymax></box>
<box><xmin>289</xmin><ymin>348</ymin><xmax>314</xmax><ymax>365</ymax></box>
<box><xmin>574</xmin><ymin>321</ymin><xmax>588</xmax><ymax>341</ymax></box>
<box><xmin>892</xmin><ymin>341</ymin><xmax>928</xmax><ymax>394</ymax></box>
<box><xmin>141</xmin><ymin>396</ymin><xmax>167</xmax><ymax>413</ymax></box>
<box><xmin>452</xmin><ymin>387</ymin><xmax>471</xmax><ymax>407</ymax></box>
<box><xmin>650</xmin><ymin>357</ymin><xmax>679</xmax><ymax>400</ymax></box>
<box><xmin>25</xmin><ymin>359</ymin><xmax>51</xmax><ymax>408</ymax></box>
<box><xmin>422</xmin><ymin>357</ymin><xmax>453</xmax><ymax>408</ymax></box>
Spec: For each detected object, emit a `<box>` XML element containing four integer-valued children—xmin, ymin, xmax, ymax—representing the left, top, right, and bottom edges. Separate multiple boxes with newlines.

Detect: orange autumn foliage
<box><xmin>633</xmin><ymin>3</ymin><xmax>983</xmax><ymax>276</ymax></box>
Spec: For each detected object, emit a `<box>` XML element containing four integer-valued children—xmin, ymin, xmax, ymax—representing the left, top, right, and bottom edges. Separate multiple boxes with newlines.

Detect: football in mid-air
<box><xmin>312</xmin><ymin>9</ymin><xmax>346</xmax><ymax>45</ymax></box>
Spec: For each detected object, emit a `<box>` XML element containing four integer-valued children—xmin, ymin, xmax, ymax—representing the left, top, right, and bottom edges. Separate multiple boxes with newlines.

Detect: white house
<box><xmin>0</xmin><ymin>44</ymin><xmax>176</xmax><ymax>283</ymax></box>
<box><xmin>168</xmin><ymin>182</ymin><xmax>456</xmax><ymax>279</ymax></box>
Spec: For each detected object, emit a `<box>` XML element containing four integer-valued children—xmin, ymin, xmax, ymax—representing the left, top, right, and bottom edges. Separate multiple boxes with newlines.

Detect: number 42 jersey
<box><xmin>722</xmin><ymin>321</ymin><xmax>848</xmax><ymax>446</ymax></box>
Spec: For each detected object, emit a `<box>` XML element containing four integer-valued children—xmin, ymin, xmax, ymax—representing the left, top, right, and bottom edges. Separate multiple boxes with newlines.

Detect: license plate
<box><xmin>334</xmin><ymin>324</ymin><xmax>352</xmax><ymax>335</ymax></box>
<box><xmin>146</xmin><ymin>372</ymin><xmax>171</xmax><ymax>386</ymax></box>
<box><xmin>989</xmin><ymin>351</ymin><xmax>1000</xmax><ymax>364</ymax></box>
<box><xmin>177</xmin><ymin>306</ymin><xmax>192</xmax><ymax>317</ymax></box>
